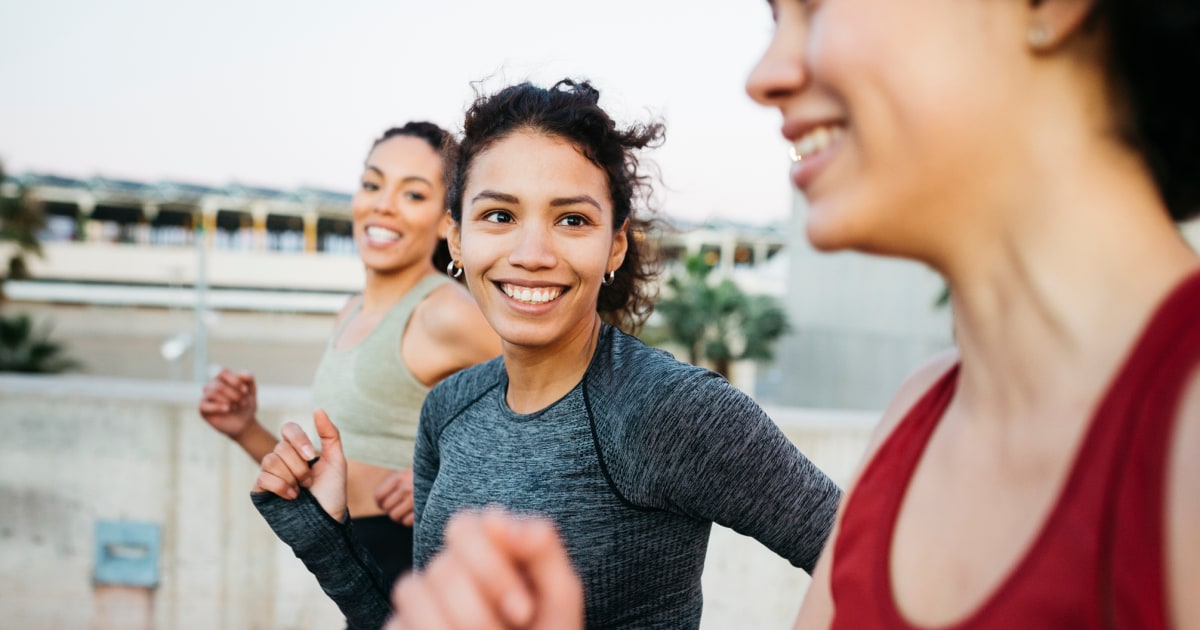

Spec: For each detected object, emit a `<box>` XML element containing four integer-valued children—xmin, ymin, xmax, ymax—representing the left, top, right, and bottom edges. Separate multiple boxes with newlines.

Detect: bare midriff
<box><xmin>346</xmin><ymin>459</ymin><xmax>401</xmax><ymax>519</ymax></box>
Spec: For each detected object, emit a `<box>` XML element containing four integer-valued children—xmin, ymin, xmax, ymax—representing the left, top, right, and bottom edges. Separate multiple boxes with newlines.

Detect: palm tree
<box><xmin>655</xmin><ymin>254</ymin><xmax>790</xmax><ymax>379</ymax></box>
<box><xmin>0</xmin><ymin>313</ymin><xmax>80</xmax><ymax>373</ymax></box>
<box><xmin>0</xmin><ymin>160</ymin><xmax>44</xmax><ymax>281</ymax></box>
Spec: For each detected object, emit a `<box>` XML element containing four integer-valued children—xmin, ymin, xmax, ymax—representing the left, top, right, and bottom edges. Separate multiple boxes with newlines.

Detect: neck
<box><xmin>502</xmin><ymin>315</ymin><xmax>605</xmax><ymax>414</ymax></box>
<box><xmin>360</xmin><ymin>262</ymin><xmax>437</xmax><ymax>315</ymax></box>
<box><xmin>938</xmin><ymin>141</ymin><xmax>1198</xmax><ymax>421</ymax></box>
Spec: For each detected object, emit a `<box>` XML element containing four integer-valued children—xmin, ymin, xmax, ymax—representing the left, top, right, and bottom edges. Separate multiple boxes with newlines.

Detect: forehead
<box><xmin>467</xmin><ymin>131</ymin><xmax>610</xmax><ymax>203</ymax></box>
<box><xmin>365</xmin><ymin>135</ymin><xmax>443</xmax><ymax>177</ymax></box>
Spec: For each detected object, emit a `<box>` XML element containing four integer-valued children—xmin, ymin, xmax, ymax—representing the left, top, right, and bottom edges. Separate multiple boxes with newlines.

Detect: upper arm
<box><xmin>791</xmin><ymin>348</ymin><xmax>959</xmax><ymax>628</ymax></box>
<box><xmin>635</xmin><ymin>372</ymin><xmax>841</xmax><ymax>572</ymax></box>
<box><xmin>404</xmin><ymin>284</ymin><xmax>501</xmax><ymax>386</ymax></box>
<box><xmin>1168</xmin><ymin>370</ymin><xmax>1200</xmax><ymax>628</ymax></box>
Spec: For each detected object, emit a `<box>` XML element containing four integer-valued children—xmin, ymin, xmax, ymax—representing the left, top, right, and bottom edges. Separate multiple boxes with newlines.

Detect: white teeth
<box><xmin>501</xmin><ymin>283</ymin><xmax>562</xmax><ymax>304</ymax></box>
<box><xmin>790</xmin><ymin>125</ymin><xmax>844</xmax><ymax>162</ymax></box>
<box><xmin>365</xmin><ymin>226</ymin><xmax>401</xmax><ymax>241</ymax></box>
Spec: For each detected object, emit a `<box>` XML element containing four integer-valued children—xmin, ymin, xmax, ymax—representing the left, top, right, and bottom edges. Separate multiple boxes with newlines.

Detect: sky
<box><xmin>0</xmin><ymin>0</ymin><xmax>796</xmax><ymax>226</ymax></box>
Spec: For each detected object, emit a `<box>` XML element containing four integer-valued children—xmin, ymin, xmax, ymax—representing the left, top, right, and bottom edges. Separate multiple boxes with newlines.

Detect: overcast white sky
<box><xmin>0</xmin><ymin>0</ymin><xmax>795</xmax><ymax>225</ymax></box>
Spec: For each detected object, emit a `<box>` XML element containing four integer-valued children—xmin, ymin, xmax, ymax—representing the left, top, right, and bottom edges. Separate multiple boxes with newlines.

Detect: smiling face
<box><xmin>449</xmin><ymin>130</ymin><xmax>628</xmax><ymax>351</ymax></box>
<box><xmin>747</xmin><ymin>0</ymin><xmax>1034</xmax><ymax>259</ymax></box>
<box><xmin>351</xmin><ymin>135</ymin><xmax>448</xmax><ymax>275</ymax></box>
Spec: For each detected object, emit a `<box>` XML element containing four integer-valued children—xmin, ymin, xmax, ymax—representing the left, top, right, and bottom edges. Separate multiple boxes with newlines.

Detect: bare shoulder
<box><xmin>1168</xmin><ymin>366</ymin><xmax>1200</xmax><ymax>628</ymax></box>
<box><xmin>412</xmin><ymin>283</ymin><xmax>501</xmax><ymax>359</ymax></box>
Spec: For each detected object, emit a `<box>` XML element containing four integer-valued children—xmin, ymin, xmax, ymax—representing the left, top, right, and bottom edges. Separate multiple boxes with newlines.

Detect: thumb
<box><xmin>312</xmin><ymin>409</ymin><xmax>345</xmax><ymax>464</ymax></box>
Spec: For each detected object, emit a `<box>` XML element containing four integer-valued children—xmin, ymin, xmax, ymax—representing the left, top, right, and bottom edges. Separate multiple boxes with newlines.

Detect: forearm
<box><xmin>252</xmin><ymin>490</ymin><xmax>393</xmax><ymax>629</ymax></box>
<box><xmin>232</xmin><ymin>420</ymin><xmax>278</xmax><ymax>463</ymax></box>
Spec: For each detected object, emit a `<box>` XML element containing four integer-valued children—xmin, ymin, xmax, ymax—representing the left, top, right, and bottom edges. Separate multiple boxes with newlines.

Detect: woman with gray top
<box><xmin>251</xmin><ymin>80</ymin><xmax>841</xmax><ymax>629</ymax></box>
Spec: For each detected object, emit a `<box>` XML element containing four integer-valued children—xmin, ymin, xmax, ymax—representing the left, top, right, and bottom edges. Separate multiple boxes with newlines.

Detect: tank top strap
<box><xmin>373</xmin><ymin>273</ymin><xmax>454</xmax><ymax>339</ymax></box>
<box><xmin>1106</xmin><ymin>268</ymin><xmax>1200</xmax><ymax>628</ymax></box>
<box><xmin>327</xmin><ymin>294</ymin><xmax>366</xmax><ymax>349</ymax></box>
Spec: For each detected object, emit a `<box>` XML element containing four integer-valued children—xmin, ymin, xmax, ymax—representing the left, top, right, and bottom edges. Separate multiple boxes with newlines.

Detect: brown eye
<box><xmin>483</xmin><ymin>210</ymin><xmax>514</xmax><ymax>223</ymax></box>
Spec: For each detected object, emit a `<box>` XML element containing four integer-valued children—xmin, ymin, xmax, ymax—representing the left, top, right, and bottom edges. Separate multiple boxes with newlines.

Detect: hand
<box><xmin>198</xmin><ymin>369</ymin><xmax>258</xmax><ymax>439</ymax></box>
<box><xmin>386</xmin><ymin>508</ymin><xmax>584</xmax><ymax>630</ymax></box>
<box><xmin>374</xmin><ymin>468</ymin><xmax>416</xmax><ymax>526</ymax></box>
<box><xmin>251</xmin><ymin>409</ymin><xmax>349</xmax><ymax>520</ymax></box>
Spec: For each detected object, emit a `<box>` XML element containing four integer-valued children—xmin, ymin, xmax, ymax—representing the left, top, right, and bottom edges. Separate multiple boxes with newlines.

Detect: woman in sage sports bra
<box><xmin>380</xmin><ymin>1</ymin><xmax>1200</xmax><ymax>628</ymax></box>
<box><xmin>198</xmin><ymin>122</ymin><xmax>500</xmax><ymax>587</ymax></box>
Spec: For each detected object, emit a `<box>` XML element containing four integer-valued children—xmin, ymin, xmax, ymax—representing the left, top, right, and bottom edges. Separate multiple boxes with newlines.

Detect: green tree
<box><xmin>0</xmin><ymin>313</ymin><xmax>80</xmax><ymax>373</ymax></box>
<box><xmin>0</xmin><ymin>160</ymin><xmax>44</xmax><ymax>281</ymax></box>
<box><xmin>655</xmin><ymin>254</ymin><xmax>790</xmax><ymax>379</ymax></box>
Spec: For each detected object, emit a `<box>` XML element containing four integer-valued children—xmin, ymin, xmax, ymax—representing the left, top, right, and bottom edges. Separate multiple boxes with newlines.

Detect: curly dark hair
<box><xmin>369</xmin><ymin>121</ymin><xmax>460</xmax><ymax>277</ymax></box>
<box><xmin>1095</xmin><ymin>0</ymin><xmax>1200</xmax><ymax>221</ymax></box>
<box><xmin>446</xmin><ymin>79</ymin><xmax>664</xmax><ymax>333</ymax></box>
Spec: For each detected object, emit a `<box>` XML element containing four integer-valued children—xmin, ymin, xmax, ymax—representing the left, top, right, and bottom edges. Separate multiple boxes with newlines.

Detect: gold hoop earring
<box><xmin>1027</xmin><ymin>23</ymin><xmax>1053</xmax><ymax>49</ymax></box>
<box><xmin>446</xmin><ymin>260</ymin><xmax>463</xmax><ymax>279</ymax></box>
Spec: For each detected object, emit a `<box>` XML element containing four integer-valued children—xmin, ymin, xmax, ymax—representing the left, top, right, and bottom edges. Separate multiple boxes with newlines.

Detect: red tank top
<box><xmin>830</xmin><ymin>270</ymin><xmax>1200</xmax><ymax>629</ymax></box>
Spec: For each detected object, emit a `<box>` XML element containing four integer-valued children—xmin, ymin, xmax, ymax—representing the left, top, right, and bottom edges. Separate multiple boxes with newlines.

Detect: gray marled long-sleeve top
<box><xmin>254</xmin><ymin>324</ymin><xmax>841</xmax><ymax>629</ymax></box>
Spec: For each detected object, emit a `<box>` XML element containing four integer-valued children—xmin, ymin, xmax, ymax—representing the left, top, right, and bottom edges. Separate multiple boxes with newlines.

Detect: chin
<box><xmin>804</xmin><ymin>206</ymin><xmax>860</xmax><ymax>253</ymax></box>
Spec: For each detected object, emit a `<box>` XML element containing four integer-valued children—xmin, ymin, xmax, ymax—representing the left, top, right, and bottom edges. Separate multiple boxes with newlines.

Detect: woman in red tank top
<box><xmin>316</xmin><ymin>1</ymin><xmax>1200</xmax><ymax>629</ymax></box>
<box><xmin>742</xmin><ymin>0</ymin><xmax>1200</xmax><ymax>628</ymax></box>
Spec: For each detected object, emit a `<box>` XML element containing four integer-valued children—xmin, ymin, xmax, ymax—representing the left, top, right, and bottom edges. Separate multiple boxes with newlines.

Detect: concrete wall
<box><xmin>765</xmin><ymin>193</ymin><xmax>944</xmax><ymax>409</ymax></box>
<box><xmin>0</xmin><ymin>375</ymin><xmax>873</xmax><ymax>630</ymax></box>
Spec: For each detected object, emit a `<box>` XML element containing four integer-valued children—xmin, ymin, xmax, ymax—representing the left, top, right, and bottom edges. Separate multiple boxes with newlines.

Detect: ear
<box><xmin>1027</xmin><ymin>0</ymin><xmax>1097</xmax><ymax>51</ymax></box>
<box><xmin>607</xmin><ymin>219</ymin><xmax>629</xmax><ymax>275</ymax></box>
<box><xmin>447</xmin><ymin>220</ymin><xmax>463</xmax><ymax>263</ymax></box>
<box><xmin>438</xmin><ymin>211</ymin><xmax>454</xmax><ymax>240</ymax></box>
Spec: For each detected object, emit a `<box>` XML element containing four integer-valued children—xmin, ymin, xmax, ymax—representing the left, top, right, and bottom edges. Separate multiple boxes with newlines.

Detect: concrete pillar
<box><xmin>303</xmin><ymin>211</ymin><xmax>318</xmax><ymax>253</ymax></box>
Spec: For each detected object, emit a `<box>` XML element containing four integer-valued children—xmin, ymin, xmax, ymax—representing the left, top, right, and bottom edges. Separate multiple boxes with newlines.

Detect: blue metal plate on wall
<box><xmin>93</xmin><ymin>520</ymin><xmax>161</xmax><ymax>588</ymax></box>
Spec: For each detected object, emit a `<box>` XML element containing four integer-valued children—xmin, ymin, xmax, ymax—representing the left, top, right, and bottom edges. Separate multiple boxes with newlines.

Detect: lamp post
<box><xmin>192</xmin><ymin>221</ymin><xmax>208</xmax><ymax>383</ymax></box>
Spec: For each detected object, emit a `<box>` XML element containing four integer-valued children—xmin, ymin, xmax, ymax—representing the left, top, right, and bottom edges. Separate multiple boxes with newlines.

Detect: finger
<box><xmin>387</xmin><ymin>500</ymin><xmax>413</xmax><ymax>524</ymax></box>
<box><xmin>379</xmin><ymin>482</ymin><xmax>409</xmax><ymax>510</ymax></box>
<box><xmin>391</xmin><ymin>571</ymin><xmax>455</xmax><ymax>629</ymax></box>
<box><xmin>476</xmin><ymin>511</ymin><xmax>583</xmax><ymax>629</ymax></box>
<box><xmin>198</xmin><ymin>400</ymin><xmax>232</xmax><ymax>415</ymax></box>
<box><xmin>401</xmin><ymin>511</ymin><xmax>415</xmax><ymax>527</ymax></box>
<box><xmin>499</xmin><ymin>517</ymin><xmax>584</xmax><ymax>629</ymax></box>
<box><xmin>256</xmin><ymin>456</ymin><xmax>299</xmax><ymax>499</ymax></box>
<box><xmin>279</xmin><ymin>422</ymin><xmax>319</xmax><ymax>463</ymax></box>
<box><xmin>423</xmin><ymin>548</ymin><xmax>509</xmax><ymax>630</ymax></box>
<box><xmin>240</xmin><ymin>372</ymin><xmax>256</xmax><ymax>397</ymax></box>
<box><xmin>201</xmin><ymin>381</ymin><xmax>239</xmax><ymax>403</ymax></box>
<box><xmin>444</xmin><ymin>511</ymin><xmax>538</xmax><ymax>627</ymax></box>
<box><xmin>374</xmin><ymin>473</ymin><xmax>402</xmax><ymax>506</ymax></box>
<box><xmin>255</xmin><ymin>471</ymin><xmax>299</xmax><ymax>500</ymax></box>
<box><xmin>312</xmin><ymin>409</ymin><xmax>344</xmax><ymax>464</ymax></box>
<box><xmin>271</xmin><ymin>438</ymin><xmax>313</xmax><ymax>487</ymax></box>
<box><xmin>217</xmin><ymin>369</ymin><xmax>245</xmax><ymax>391</ymax></box>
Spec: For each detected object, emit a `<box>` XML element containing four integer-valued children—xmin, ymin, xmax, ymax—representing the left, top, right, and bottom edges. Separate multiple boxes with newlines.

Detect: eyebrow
<box><xmin>550</xmin><ymin>195</ymin><xmax>602</xmax><ymax>210</ymax></box>
<box><xmin>469</xmin><ymin>190</ymin><xmax>601</xmax><ymax>210</ymax></box>
<box><xmin>363</xmin><ymin>166</ymin><xmax>432</xmax><ymax>186</ymax></box>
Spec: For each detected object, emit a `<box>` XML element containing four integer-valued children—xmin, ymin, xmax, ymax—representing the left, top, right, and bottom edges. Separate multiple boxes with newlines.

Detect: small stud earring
<box><xmin>1027</xmin><ymin>23</ymin><xmax>1053</xmax><ymax>49</ymax></box>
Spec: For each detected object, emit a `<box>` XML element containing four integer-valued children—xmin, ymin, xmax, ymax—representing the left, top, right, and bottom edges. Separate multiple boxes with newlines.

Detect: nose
<box><xmin>746</xmin><ymin>13</ymin><xmax>809</xmax><ymax>108</ymax></box>
<box><xmin>507</xmin><ymin>223</ymin><xmax>557</xmax><ymax>271</ymax></box>
<box><xmin>372</xmin><ymin>189</ymin><xmax>398</xmax><ymax>215</ymax></box>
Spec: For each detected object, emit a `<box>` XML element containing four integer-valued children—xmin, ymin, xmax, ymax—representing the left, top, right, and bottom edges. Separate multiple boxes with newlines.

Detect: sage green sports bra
<box><xmin>311</xmin><ymin>273</ymin><xmax>451</xmax><ymax>469</ymax></box>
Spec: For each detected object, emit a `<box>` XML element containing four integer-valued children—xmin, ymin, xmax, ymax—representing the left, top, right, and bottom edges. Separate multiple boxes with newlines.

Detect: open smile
<box><xmin>498</xmin><ymin>282</ymin><xmax>565</xmax><ymax>305</ymax></box>
<box><xmin>363</xmin><ymin>225</ymin><xmax>403</xmax><ymax>246</ymax></box>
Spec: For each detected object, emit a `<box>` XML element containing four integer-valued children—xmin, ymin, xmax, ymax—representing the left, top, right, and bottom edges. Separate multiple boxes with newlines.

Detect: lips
<box><xmin>499</xmin><ymin>282</ymin><xmax>564</xmax><ymax>305</ymax></box>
